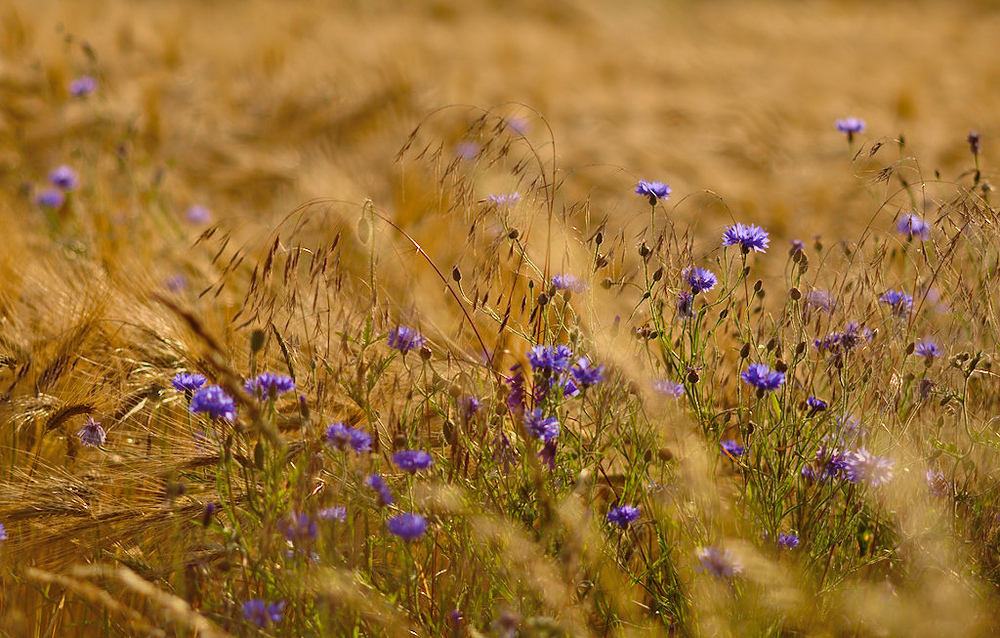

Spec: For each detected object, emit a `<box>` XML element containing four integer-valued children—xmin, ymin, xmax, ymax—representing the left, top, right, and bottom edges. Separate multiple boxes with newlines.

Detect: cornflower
<box><xmin>571</xmin><ymin>357</ymin><xmax>605</xmax><ymax>388</ymax></box>
<box><xmin>696</xmin><ymin>546</ymin><xmax>743</xmax><ymax>578</ymax></box>
<box><xmin>835</xmin><ymin>117</ymin><xmax>866</xmax><ymax>142</ymax></box>
<box><xmin>69</xmin><ymin>75</ymin><xmax>97</xmax><ymax>97</ymax></box>
<box><xmin>49</xmin><ymin>165</ymin><xmax>78</xmax><ymax>190</ymax></box>
<box><xmin>242</xmin><ymin>600</ymin><xmax>284</xmax><ymax>627</ymax></box>
<box><xmin>720</xmin><ymin>439</ymin><xmax>746</xmax><ymax>458</ymax></box>
<box><xmin>653</xmin><ymin>379</ymin><xmax>685</xmax><ymax>398</ymax></box>
<box><xmin>185</xmin><ymin>205</ymin><xmax>211</xmax><ymax>224</ymax></box>
<box><xmin>634</xmin><ymin>180</ymin><xmax>671</xmax><ymax>205</ymax></box>
<box><xmin>365</xmin><ymin>474</ymin><xmax>394</xmax><ymax>507</ymax></box>
<box><xmin>527</xmin><ymin>344</ymin><xmax>573</xmax><ymax>374</ymax></box>
<box><xmin>388</xmin><ymin>513</ymin><xmax>428</xmax><ymax>541</ymax></box>
<box><xmin>606</xmin><ymin>504</ymin><xmax>641</xmax><ymax>528</ymax></box>
<box><xmin>171</xmin><ymin>372</ymin><xmax>207</xmax><ymax>393</ymax></box>
<box><xmin>741</xmin><ymin>363</ymin><xmax>785</xmax><ymax>392</ymax></box>
<box><xmin>880</xmin><ymin>289</ymin><xmax>913</xmax><ymax>316</ymax></box>
<box><xmin>778</xmin><ymin>533</ymin><xmax>799</xmax><ymax>549</ymax></box>
<box><xmin>190</xmin><ymin>386</ymin><xmax>236</xmax><ymax>421</ymax></box>
<box><xmin>552</xmin><ymin>273</ymin><xmax>587</xmax><ymax>293</ymax></box>
<box><xmin>392</xmin><ymin>449</ymin><xmax>434</xmax><ymax>473</ymax></box>
<box><xmin>244</xmin><ymin>372</ymin><xmax>295</xmax><ymax>400</ymax></box>
<box><xmin>722</xmin><ymin>222</ymin><xmax>770</xmax><ymax>253</ymax></box>
<box><xmin>914</xmin><ymin>340</ymin><xmax>941</xmax><ymax>360</ymax></box>
<box><xmin>683</xmin><ymin>267</ymin><xmax>717</xmax><ymax>294</ymax></box>
<box><xmin>524</xmin><ymin>409</ymin><xmax>559</xmax><ymax>441</ymax></box>
<box><xmin>77</xmin><ymin>416</ymin><xmax>106</xmax><ymax>447</ymax></box>
<box><xmin>325</xmin><ymin>422</ymin><xmax>372</xmax><ymax>453</ymax></box>
<box><xmin>35</xmin><ymin>189</ymin><xmax>65</xmax><ymax>209</ymax></box>
<box><xmin>897</xmin><ymin>213</ymin><xmax>930</xmax><ymax>240</ymax></box>
<box><xmin>845</xmin><ymin>448</ymin><xmax>895</xmax><ymax>487</ymax></box>
<box><xmin>388</xmin><ymin>325</ymin><xmax>426</xmax><ymax>354</ymax></box>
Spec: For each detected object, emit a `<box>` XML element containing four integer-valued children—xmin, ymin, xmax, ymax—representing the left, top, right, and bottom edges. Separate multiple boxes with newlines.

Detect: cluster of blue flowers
<box><xmin>35</xmin><ymin>165</ymin><xmax>79</xmax><ymax>210</ymax></box>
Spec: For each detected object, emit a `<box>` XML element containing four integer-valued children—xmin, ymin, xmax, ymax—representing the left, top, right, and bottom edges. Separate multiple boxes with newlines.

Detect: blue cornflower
<box><xmin>802</xmin><ymin>445</ymin><xmax>850</xmax><ymax>483</ymax></box>
<box><xmin>561</xmin><ymin>377</ymin><xmax>580</xmax><ymax>399</ymax></box>
<box><xmin>171</xmin><ymin>372</ymin><xmax>207</xmax><ymax>393</ymax></box>
<box><xmin>778</xmin><ymin>533</ymin><xmax>799</xmax><ymax>549</ymax></box>
<box><xmin>676</xmin><ymin>291</ymin><xmax>694</xmax><ymax>319</ymax></box>
<box><xmin>806</xmin><ymin>396</ymin><xmax>827</xmax><ymax>412</ymax></box>
<box><xmin>69</xmin><ymin>75</ymin><xmax>97</xmax><ymax>97</ymax></box>
<box><xmin>487</xmin><ymin>192</ymin><xmax>520</xmax><ymax>206</ymax></box>
<box><xmin>845</xmin><ymin>448</ymin><xmax>895</xmax><ymax>487</ymax></box>
<box><xmin>242</xmin><ymin>599</ymin><xmax>285</xmax><ymax>627</ymax></box>
<box><xmin>683</xmin><ymin>267</ymin><xmax>717</xmax><ymax>294</ymax></box>
<box><xmin>318</xmin><ymin>506</ymin><xmax>347</xmax><ymax>522</ymax></box>
<box><xmin>455</xmin><ymin>141</ymin><xmax>479</xmax><ymax>160</ymax></box>
<box><xmin>388</xmin><ymin>325</ymin><xmax>426</xmax><ymax>354</ymax></box>
<box><xmin>720</xmin><ymin>439</ymin><xmax>746</xmax><ymax>458</ymax></box>
<box><xmin>835</xmin><ymin>118</ymin><xmax>866</xmax><ymax>141</ymax></box>
<box><xmin>914</xmin><ymin>340</ymin><xmax>941</xmax><ymax>359</ymax></box>
<box><xmin>507</xmin><ymin>366</ymin><xmax>526</xmax><ymax>414</ymax></box>
<box><xmin>388</xmin><ymin>513</ymin><xmax>428</xmax><ymax>541</ymax></box>
<box><xmin>722</xmin><ymin>222</ymin><xmax>770</xmax><ymax>254</ymax></box>
<box><xmin>926</xmin><ymin>469</ymin><xmax>949</xmax><ymax>496</ymax></box>
<box><xmin>325</xmin><ymin>422</ymin><xmax>372</xmax><ymax>453</ymax></box>
<box><xmin>524</xmin><ymin>409</ymin><xmax>560</xmax><ymax>441</ymax></box>
<box><xmin>634</xmin><ymin>180</ymin><xmax>671</xmax><ymax>204</ymax></box>
<box><xmin>0</xmin><ymin>522</ymin><xmax>6</xmax><ymax>541</ymax></box>
<box><xmin>245</xmin><ymin>372</ymin><xmax>296</xmax><ymax>400</ymax></box>
<box><xmin>459</xmin><ymin>396</ymin><xmax>481</xmax><ymax>422</ymax></box>
<box><xmin>165</xmin><ymin>274</ymin><xmax>187</xmax><ymax>292</ymax></box>
<box><xmin>190</xmin><ymin>385</ymin><xmax>236</xmax><ymax>421</ymax></box>
<box><xmin>790</xmin><ymin>239</ymin><xmax>805</xmax><ymax>253</ymax></box>
<box><xmin>280</xmin><ymin>512</ymin><xmax>317</xmax><ymax>543</ymax></box>
<box><xmin>696</xmin><ymin>546</ymin><xmax>742</xmax><ymax>578</ymax></box>
<box><xmin>571</xmin><ymin>357</ymin><xmax>605</xmax><ymax>388</ymax></box>
<box><xmin>897</xmin><ymin>213</ymin><xmax>930</xmax><ymax>240</ymax></box>
<box><xmin>606</xmin><ymin>504</ymin><xmax>641</xmax><ymax>528</ymax></box>
<box><xmin>879</xmin><ymin>289</ymin><xmax>913</xmax><ymax>316</ymax></box>
<box><xmin>49</xmin><ymin>165</ymin><xmax>78</xmax><ymax>190</ymax></box>
<box><xmin>35</xmin><ymin>188</ymin><xmax>65</xmax><ymax>209</ymax></box>
<box><xmin>538</xmin><ymin>438</ymin><xmax>557</xmax><ymax>469</ymax></box>
<box><xmin>392</xmin><ymin>449</ymin><xmax>434</xmax><ymax>473</ymax></box>
<box><xmin>805</xmin><ymin>290</ymin><xmax>835</xmax><ymax>314</ymax></box>
<box><xmin>527</xmin><ymin>344</ymin><xmax>573</xmax><ymax>374</ymax></box>
<box><xmin>653</xmin><ymin>379</ymin><xmax>685</xmax><ymax>398</ymax></box>
<box><xmin>552</xmin><ymin>274</ymin><xmax>587</xmax><ymax>293</ymax></box>
<box><xmin>77</xmin><ymin>416</ymin><xmax>106</xmax><ymax>447</ymax></box>
<box><xmin>365</xmin><ymin>474</ymin><xmax>394</xmax><ymax>507</ymax></box>
<box><xmin>741</xmin><ymin>363</ymin><xmax>785</xmax><ymax>392</ymax></box>
<box><xmin>185</xmin><ymin>205</ymin><xmax>211</xmax><ymax>224</ymax></box>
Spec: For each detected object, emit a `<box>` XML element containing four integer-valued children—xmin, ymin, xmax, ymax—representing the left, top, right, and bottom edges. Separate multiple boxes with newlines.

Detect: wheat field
<box><xmin>3</xmin><ymin>1</ymin><xmax>1000</xmax><ymax>636</ymax></box>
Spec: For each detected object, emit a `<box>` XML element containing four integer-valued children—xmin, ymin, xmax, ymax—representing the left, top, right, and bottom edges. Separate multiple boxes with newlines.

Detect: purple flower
<box><xmin>968</xmin><ymin>130</ymin><xmax>982</xmax><ymax>155</ymax></box>
<box><xmin>552</xmin><ymin>274</ymin><xmax>587</xmax><ymax>293</ymax></box>
<box><xmin>244</xmin><ymin>372</ymin><xmax>296</xmax><ymax>399</ymax></box>
<box><xmin>814</xmin><ymin>322</ymin><xmax>872</xmax><ymax>357</ymax></box>
<box><xmin>696</xmin><ymin>546</ymin><xmax>742</xmax><ymax>578</ymax></box>
<box><xmin>455</xmin><ymin>141</ymin><xmax>479</xmax><ymax>159</ymax></box>
<box><xmin>172</xmin><ymin>372</ymin><xmax>207</xmax><ymax>393</ymax></box>
<box><xmin>741</xmin><ymin>363</ymin><xmax>785</xmax><ymax>392</ymax></box>
<box><xmin>242</xmin><ymin>599</ymin><xmax>285</xmax><ymax>627</ymax></box>
<box><xmin>459</xmin><ymin>396</ymin><xmax>481</xmax><ymax>422</ymax></box>
<box><xmin>560</xmin><ymin>377</ymin><xmax>580</xmax><ymax>399</ymax></box>
<box><xmin>487</xmin><ymin>192</ymin><xmax>520</xmax><ymax>206</ymax></box>
<box><xmin>653</xmin><ymin>379</ymin><xmax>685</xmax><ymax>398</ymax></box>
<box><xmin>325</xmin><ymin>422</ymin><xmax>372</xmax><ymax>453</ymax></box>
<box><xmin>392</xmin><ymin>449</ymin><xmax>434</xmax><ymax>473</ymax></box>
<box><xmin>35</xmin><ymin>188</ymin><xmax>65</xmax><ymax>209</ymax></box>
<box><xmin>722</xmin><ymin>222</ymin><xmax>770</xmax><ymax>254</ymax></box>
<box><xmin>201</xmin><ymin>503</ymin><xmax>216</xmax><ymax>527</ymax></box>
<box><xmin>802</xmin><ymin>445</ymin><xmax>850</xmax><ymax>483</ymax></box>
<box><xmin>318</xmin><ymin>506</ymin><xmax>347</xmax><ymax>522</ymax></box>
<box><xmin>777</xmin><ymin>533</ymin><xmax>799</xmax><ymax>549</ymax></box>
<box><xmin>280</xmin><ymin>512</ymin><xmax>318</xmax><ymax>543</ymax></box>
<box><xmin>527</xmin><ymin>344</ymin><xmax>573</xmax><ymax>374</ymax></box>
<box><xmin>634</xmin><ymin>180</ymin><xmax>671</xmax><ymax>204</ymax></box>
<box><xmin>914</xmin><ymin>340</ymin><xmax>941</xmax><ymax>359</ymax></box>
<box><xmin>676</xmin><ymin>291</ymin><xmax>694</xmax><ymax>319</ymax></box>
<box><xmin>880</xmin><ymin>289</ymin><xmax>913</xmax><ymax>316</ymax></box>
<box><xmin>69</xmin><ymin>75</ymin><xmax>97</xmax><ymax>97</ymax></box>
<box><xmin>806</xmin><ymin>396</ymin><xmax>827</xmax><ymax>412</ymax></box>
<box><xmin>835</xmin><ymin>118</ymin><xmax>866</xmax><ymax>141</ymax></box>
<box><xmin>49</xmin><ymin>165</ymin><xmax>78</xmax><ymax>190</ymax></box>
<box><xmin>571</xmin><ymin>357</ymin><xmax>605</xmax><ymax>388</ymax></box>
<box><xmin>165</xmin><ymin>274</ymin><xmax>187</xmax><ymax>292</ymax></box>
<box><xmin>185</xmin><ymin>205</ymin><xmax>211</xmax><ymax>224</ymax></box>
<box><xmin>388</xmin><ymin>325</ymin><xmax>426</xmax><ymax>354</ymax></box>
<box><xmin>77</xmin><ymin>416</ymin><xmax>106</xmax><ymax>447</ymax></box>
<box><xmin>388</xmin><ymin>513</ymin><xmax>428</xmax><ymax>541</ymax></box>
<box><xmin>507</xmin><ymin>366</ymin><xmax>526</xmax><ymax>415</ymax></box>
<box><xmin>790</xmin><ymin>239</ymin><xmax>805</xmax><ymax>253</ymax></box>
<box><xmin>845</xmin><ymin>448</ymin><xmax>895</xmax><ymax>487</ymax></box>
<box><xmin>606</xmin><ymin>504</ymin><xmax>640</xmax><ymax>528</ymax></box>
<box><xmin>365</xmin><ymin>474</ymin><xmax>394</xmax><ymax>507</ymax></box>
<box><xmin>0</xmin><ymin>523</ymin><xmax>7</xmax><ymax>542</ymax></box>
<box><xmin>897</xmin><ymin>213</ymin><xmax>930</xmax><ymax>240</ymax></box>
<box><xmin>190</xmin><ymin>385</ymin><xmax>236</xmax><ymax>421</ymax></box>
<box><xmin>538</xmin><ymin>438</ymin><xmax>557</xmax><ymax>469</ymax></box>
<box><xmin>683</xmin><ymin>267</ymin><xmax>717</xmax><ymax>294</ymax></box>
<box><xmin>805</xmin><ymin>290</ymin><xmax>835</xmax><ymax>314</ymax></box>
<box><xmin>926</xmin><ymin>469</ymin><xmax>949</xmax><ymax>496</ymax></box>
<box><xmin>720</xmin><ymin>439</ymin><xmax>746</xmax><ymax>458</ymax></box>
<box><xmin>524</xmin><ymin>409</ymin><xmax>560</xmax><ymax>441</ymax></box>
